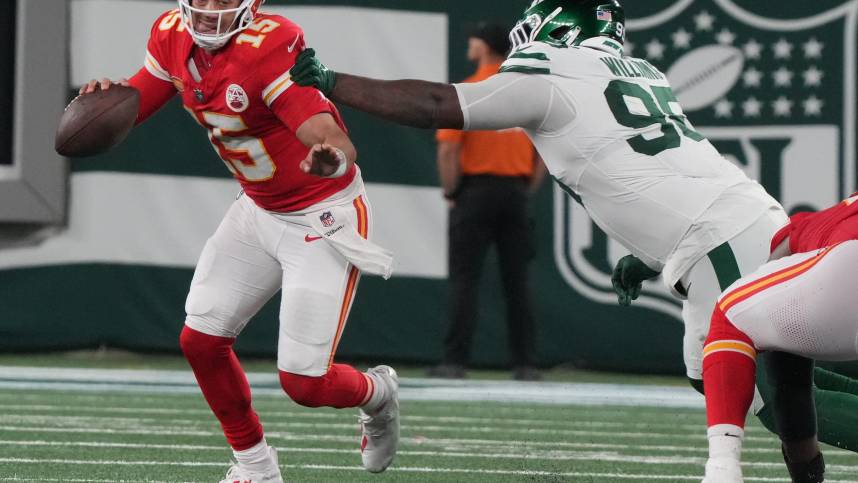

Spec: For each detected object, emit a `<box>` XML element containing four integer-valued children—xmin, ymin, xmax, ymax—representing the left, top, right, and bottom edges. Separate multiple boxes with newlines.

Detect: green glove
<box><xmin>289</xmin><ymin>48</ymin><xmax>337</xmax><ymax>96</ymax></box>
<box><xmin>611</xmin><ymin>255</ymin><xmax>661</xmax><ymax>307</ymax></box>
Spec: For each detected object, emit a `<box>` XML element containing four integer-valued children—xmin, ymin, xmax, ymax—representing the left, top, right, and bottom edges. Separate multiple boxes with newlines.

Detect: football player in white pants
<box><xmin>287</xmin><ymin>0</ymin><xmax>858</xmax><ymax>478</ymax></box>
<box><xmin>702</xmin><ymin>193</ymin><xmax>858</xmax><ymax>482</ymax></box>
<box><xmin>79</xmin><ymin>0</ymin><xmax>400</xmax><ymax>480</ymax></box>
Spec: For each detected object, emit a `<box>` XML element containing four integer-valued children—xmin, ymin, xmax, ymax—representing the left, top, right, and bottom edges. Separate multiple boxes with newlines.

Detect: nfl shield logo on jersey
<box><xmin>556</xmin><ymin>0</ymin><xmax>858</xmax><ymax>323</ymax></box>
<box><xmin>320</xmin><ymin>211</ymin><xmax>335</xmax><ymax>227</ymax></box>
<box><xmin>226</xmin><ymin>84</ymin><xmax>249</xmax><ymax>113</ymax></box>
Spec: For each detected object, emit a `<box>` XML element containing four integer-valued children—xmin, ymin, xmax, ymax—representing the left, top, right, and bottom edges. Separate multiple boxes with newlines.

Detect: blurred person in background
<box><xmin>431</xmin><ymin>22</ymin><xmax>546</xmax><ymax>381</ymax></box>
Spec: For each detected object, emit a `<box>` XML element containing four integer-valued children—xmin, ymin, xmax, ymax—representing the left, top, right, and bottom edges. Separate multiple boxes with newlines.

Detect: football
<box><xmin>665</xmin><ymin>45</ymin><xmax>745</xmax><ymax>112</ymax></box>
<box><xmin>55</xmin><ymin>84</ymin><xmax>140</xmax><ymax>157</ymax></box>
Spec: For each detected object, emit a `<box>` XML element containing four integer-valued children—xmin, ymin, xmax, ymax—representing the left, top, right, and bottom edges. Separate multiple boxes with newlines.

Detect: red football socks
<box><xmin>703</xmin><ymin>309</ymin><xmax>758</xmax><ymax>429</ymax></box>
<box><xmin>179</xmin><ymin>326</ymin><xmax>264</xmax><ymax>451</ymax></box>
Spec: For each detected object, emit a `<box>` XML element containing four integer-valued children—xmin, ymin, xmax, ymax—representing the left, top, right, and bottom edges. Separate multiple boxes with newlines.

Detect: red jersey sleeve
<box><xmin>257</xmin><ymin>24</ymin><xmax>336</xmax><ymax>133</ymax></box>
<box><xmin>143</xmin><ymin>10</ymin><xmax>179</xmax><ymax>83</ymax></box>
<box><xmin>130</xmin><ymin>10</ymin><xmax>180</xmax><ymax>124</ymax></box>
<box><xmin>128</xmin><ymin>67</ymin><xmax>176</xmax><ymax>124</ymax></box>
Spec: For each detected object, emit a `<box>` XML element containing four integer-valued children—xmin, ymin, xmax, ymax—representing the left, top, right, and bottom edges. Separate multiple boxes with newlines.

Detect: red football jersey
<box><xmin>130</xmin><ymin>9</ymin><xmax>356</xmax><ymax>213</ymax></box>
<box><xmin>770</xmin><ymin>193</ymin><xmax>858</xmax><ymax>253</ymax></box>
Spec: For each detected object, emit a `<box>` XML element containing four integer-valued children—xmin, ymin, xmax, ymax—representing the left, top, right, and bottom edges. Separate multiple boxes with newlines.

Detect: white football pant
<box><xmin>679</xmin><ymin>207</ymin><xmax>788</xmax><ymax>380</ymax></box>
<box><xmin>184</xmin><ymin>186</ymin><xmax>372</xmax><ymax>377</ymax></box>
<box><xmin>721</xmin><ymin>240</ymin><xmax>858</xmax><ymax>362</ymax></box>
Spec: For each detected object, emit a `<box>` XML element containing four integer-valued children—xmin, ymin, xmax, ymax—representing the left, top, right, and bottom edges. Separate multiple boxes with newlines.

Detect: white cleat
<box><xmin>359</xmin><ymin>365</ymin><xmax>400</xmax><ymax>473</ymax></box>
<box><xmin>219</xmin><ymin>446</ymin><xmax>284</xmax><ymax>483</ymax></box>
<box><xmin>703</xmin><ymin>457</ymin><xmax>743</xmax><ymax>483</ymax></box>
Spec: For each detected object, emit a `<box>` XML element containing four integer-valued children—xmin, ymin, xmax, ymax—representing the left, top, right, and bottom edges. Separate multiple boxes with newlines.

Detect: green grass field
<box><xmin>0</xmin><ymin>355</ymin><xmax>855</xmax><ymax>482</ymax></box>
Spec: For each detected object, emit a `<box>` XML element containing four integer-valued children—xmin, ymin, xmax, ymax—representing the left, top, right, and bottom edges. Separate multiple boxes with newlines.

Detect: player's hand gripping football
<box><xmin>290</xmin><ymin>48</ymin><xmax>337</xmax><ymax>96</ymax></box>
<box><xmin>611</xmin><ymin>255</ymin><xmax>661</xmax><ymax>306</ymax></box>
<box><xmin>79</xmin><ymin>78</ymin><xmax>130</xmax><ymax>95</ymax></box>
<box><xmin>300</xmin><ymin>143</ymin><xmax>349</xmax><ymax>178</ymax></box>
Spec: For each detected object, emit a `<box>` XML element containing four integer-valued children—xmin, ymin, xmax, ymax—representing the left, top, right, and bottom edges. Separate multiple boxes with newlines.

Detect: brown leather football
<box><xmin>55</xmin><ymin>85</ymin><xmax>140</xmax><ymax>157</ymax></box>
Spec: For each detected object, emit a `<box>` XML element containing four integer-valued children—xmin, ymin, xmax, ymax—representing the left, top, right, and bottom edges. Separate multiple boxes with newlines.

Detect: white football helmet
<box><xmin>177</xmin><ymin>0</ymin><xmax>264</xmax><ymax>50</ymax></box>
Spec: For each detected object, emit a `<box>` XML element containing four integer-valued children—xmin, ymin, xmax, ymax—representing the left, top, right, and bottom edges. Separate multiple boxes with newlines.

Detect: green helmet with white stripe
<box><xmin>509</xmin><ymin>0</ymin><xmax>626</xmax><ymax>51</ymax></box>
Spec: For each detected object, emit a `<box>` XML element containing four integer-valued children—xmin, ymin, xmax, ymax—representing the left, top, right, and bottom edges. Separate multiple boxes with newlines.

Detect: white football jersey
<box><xmin>454</xmin><ymin>38</ymin><xmax>784</xmax><ymax>289</ymax></box>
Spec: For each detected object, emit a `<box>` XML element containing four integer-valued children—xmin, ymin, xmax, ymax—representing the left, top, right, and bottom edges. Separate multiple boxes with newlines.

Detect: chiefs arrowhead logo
<box><xmin>226</xmin><ymin>84</ymin><xmax>249</xmax><ymax>113</ymax></box>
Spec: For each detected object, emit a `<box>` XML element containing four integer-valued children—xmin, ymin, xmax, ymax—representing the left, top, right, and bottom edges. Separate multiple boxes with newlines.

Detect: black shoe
<box><xmin>513</xmin><ymin>366</ymin><xmax>543</xmax><ymax>381</ymax></box>
<box><xmin>427</xmin><ymin>364</ymin><xmax>466</xmax><ymax>379</ymax></box>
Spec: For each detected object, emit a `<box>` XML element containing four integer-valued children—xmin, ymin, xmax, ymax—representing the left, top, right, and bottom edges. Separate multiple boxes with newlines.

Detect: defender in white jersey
<box><xmin>478</xmin><ymin>40</ymin><xmax>784</xmax><ymax>385</ymax></box>
<box><xmin>288</xmin><ymin>0</ymin><xmax>858</xmax><ymax>478</ymax></box>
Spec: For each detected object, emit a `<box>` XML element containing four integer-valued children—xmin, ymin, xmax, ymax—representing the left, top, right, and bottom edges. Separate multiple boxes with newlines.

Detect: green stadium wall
<box><xmin>1</xmin><ymin>0</ymin><xmax>856</xmax><ymax>374</ymax></box>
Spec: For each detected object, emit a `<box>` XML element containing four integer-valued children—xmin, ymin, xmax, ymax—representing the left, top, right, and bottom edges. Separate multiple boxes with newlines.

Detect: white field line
<box><xmin>0</xmin><ymin>403</ymin><xmax>707</xmax><ymax>430</ymax></box>
<box><xmin>0</xmin><ymin>401</ymin><xmax>707</xmax><ymax>429</ymax></box>
<box><xmin>0</xmin><ymin>407</ymin><xmax>751</xmax><ymax>434</ymax></box>
<box><xmin>0</xmin><ymin>402</ymin><xmax>775</xmax><ymax>441</ymax></box>
<box><xmin>2</xmin><ymin>437</ymin><xmax>851</xmax><ymax>458</ymax></box>
<box><xmin>0</xmin><ymin>366</ymin><xmax>704</xmax><ymax>408</ymax></box>
<box><xmin>0</xmin><ymin>410</ymin><xmax>716</xmax><ymax>434</ymax></box>
<box><xmin>0</xmin><ymin>392</ymin><xmax>691</xmax><ymax>420</ymax></box>
<box><xmin>0</xmin><ymin>414</ymin><xmax>779</xmax><ymax>443</ymax></box>
<box><xmin>0</xmin><ymin>423</ymin><xmax>781</xmax><ymax>447</ymax></box>
<box><xmin>4</xmin><ymin>458</ymin><xmax>856</xmax><ymax>483</ymax></box>
<box><xmin>1</xmin><ymin>439</ymin><xmax>857</xmax><ymax>474</ymax></box>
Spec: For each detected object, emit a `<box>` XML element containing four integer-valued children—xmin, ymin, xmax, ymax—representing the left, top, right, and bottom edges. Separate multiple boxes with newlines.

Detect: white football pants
<box><xmin>184</xmin><ymin>190</ymin><xmax>372</xmax><ymax>377</ymax></box>
<box><xmin>680</xmin><ymin>207</ymin><xmax>788</xmax><ymax>380</ymax></box>
<box><xmin>722</xmin><ymin>240</ymin><xmax>858</xmax><ymax>362</ymax></box>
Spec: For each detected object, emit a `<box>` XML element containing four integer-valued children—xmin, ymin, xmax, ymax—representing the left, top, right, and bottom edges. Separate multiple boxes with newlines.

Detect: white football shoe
<box><xmin>219</xmin><ymin>446</ymin><xmax>284</xmax><ymax>483</ymax></box>
<box><xmin>702</xmin><ymin>457</ymin><xmax>743</xmax><ymax>483</ymax></box>
<box><xmin>359</xmin><ymin>365</ymin><xmax>400</xmax><ymax>473</ymax></box>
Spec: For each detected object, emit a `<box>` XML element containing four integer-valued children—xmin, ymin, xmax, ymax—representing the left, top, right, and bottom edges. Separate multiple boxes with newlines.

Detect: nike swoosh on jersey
<box><xmin>287</xmin><ymin>34</ymin><xmax>300</xmax><ymax>53</ymax></box>
<box><xmin>305</xmin><ymin>234</ymin><xmax>323</xmax><ymax>242</ymax></box>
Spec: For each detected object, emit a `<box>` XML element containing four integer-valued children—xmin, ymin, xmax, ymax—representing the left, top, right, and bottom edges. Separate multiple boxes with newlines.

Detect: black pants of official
<box><xmin>443</xmin><ymin>175</ymin><xmax>537</xmax><ymax>368</ymax></box>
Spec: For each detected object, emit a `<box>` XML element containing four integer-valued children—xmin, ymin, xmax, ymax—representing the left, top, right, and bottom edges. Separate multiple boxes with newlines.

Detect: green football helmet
<box><xmin>509</xmin><ymin>0</ymin><xmax>626</xmax><ymax>51</ymax></box>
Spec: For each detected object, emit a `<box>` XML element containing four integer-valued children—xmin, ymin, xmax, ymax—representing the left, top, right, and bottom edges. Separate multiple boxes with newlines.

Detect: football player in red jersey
<box><xmin>80</xmin><ymin>1</ymin><xmax>399</xmax><ymax>481</ymax></box>
<box><xmin>702</xmin><ymin>193</ymin><xmax>858</xmax><ymax>482</ymax></box>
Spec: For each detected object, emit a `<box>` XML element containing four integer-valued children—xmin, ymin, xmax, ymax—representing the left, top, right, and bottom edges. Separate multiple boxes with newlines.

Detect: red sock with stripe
<box><xmin>279</xmin><ymin>363</ymin><xmax>371</xmax><ymax>408</ymax></box>
<box><xmin>703</xmin><ymin>308</ymin><xmax>757</xmax><ymax>464</ymax></box>
<box><xmin>179</xmin><ymin>326</ymin><xmax>264</xmax><ymax>451</ymax></box>
<box><xmin>703</xmin><ymin>308</ymin><xmax>757</xmax><ymax>430</ymax></box>
<box><xmin>703</xmin><ymin>308</ymin><xmax>757</xmax><ymax>461</ymax></box>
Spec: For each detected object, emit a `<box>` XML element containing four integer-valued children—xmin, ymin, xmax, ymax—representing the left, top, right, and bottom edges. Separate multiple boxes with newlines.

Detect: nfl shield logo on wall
<box><xmin>555</xmin><ymin>0</ymin><xmax>858</xmax><ymax>323</ymax></box>
<box><xmin>226</xmin><ymin>84</ymin><xmax>249</xmax><ymax>113</ymax></box>
<box><xmin>320</xmin><ymin>211</ymin><xmax>335</xmax><ymax>227</ymax></box>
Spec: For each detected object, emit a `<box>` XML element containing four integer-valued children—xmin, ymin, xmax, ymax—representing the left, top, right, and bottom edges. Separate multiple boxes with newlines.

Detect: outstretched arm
<box><xmin>290</xmin><ymin>49</ymin><xmax>463</xmax><ymax>129</ymax></box>
<box><xmin>329</xmin><ymin>73</ymin><xmax>464</xmax><ymax>130</ymax></box>
<box><xmin>291</xmin><ymin>49</ymin><xmax>564</xmax><ymax>133</ymax></box>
